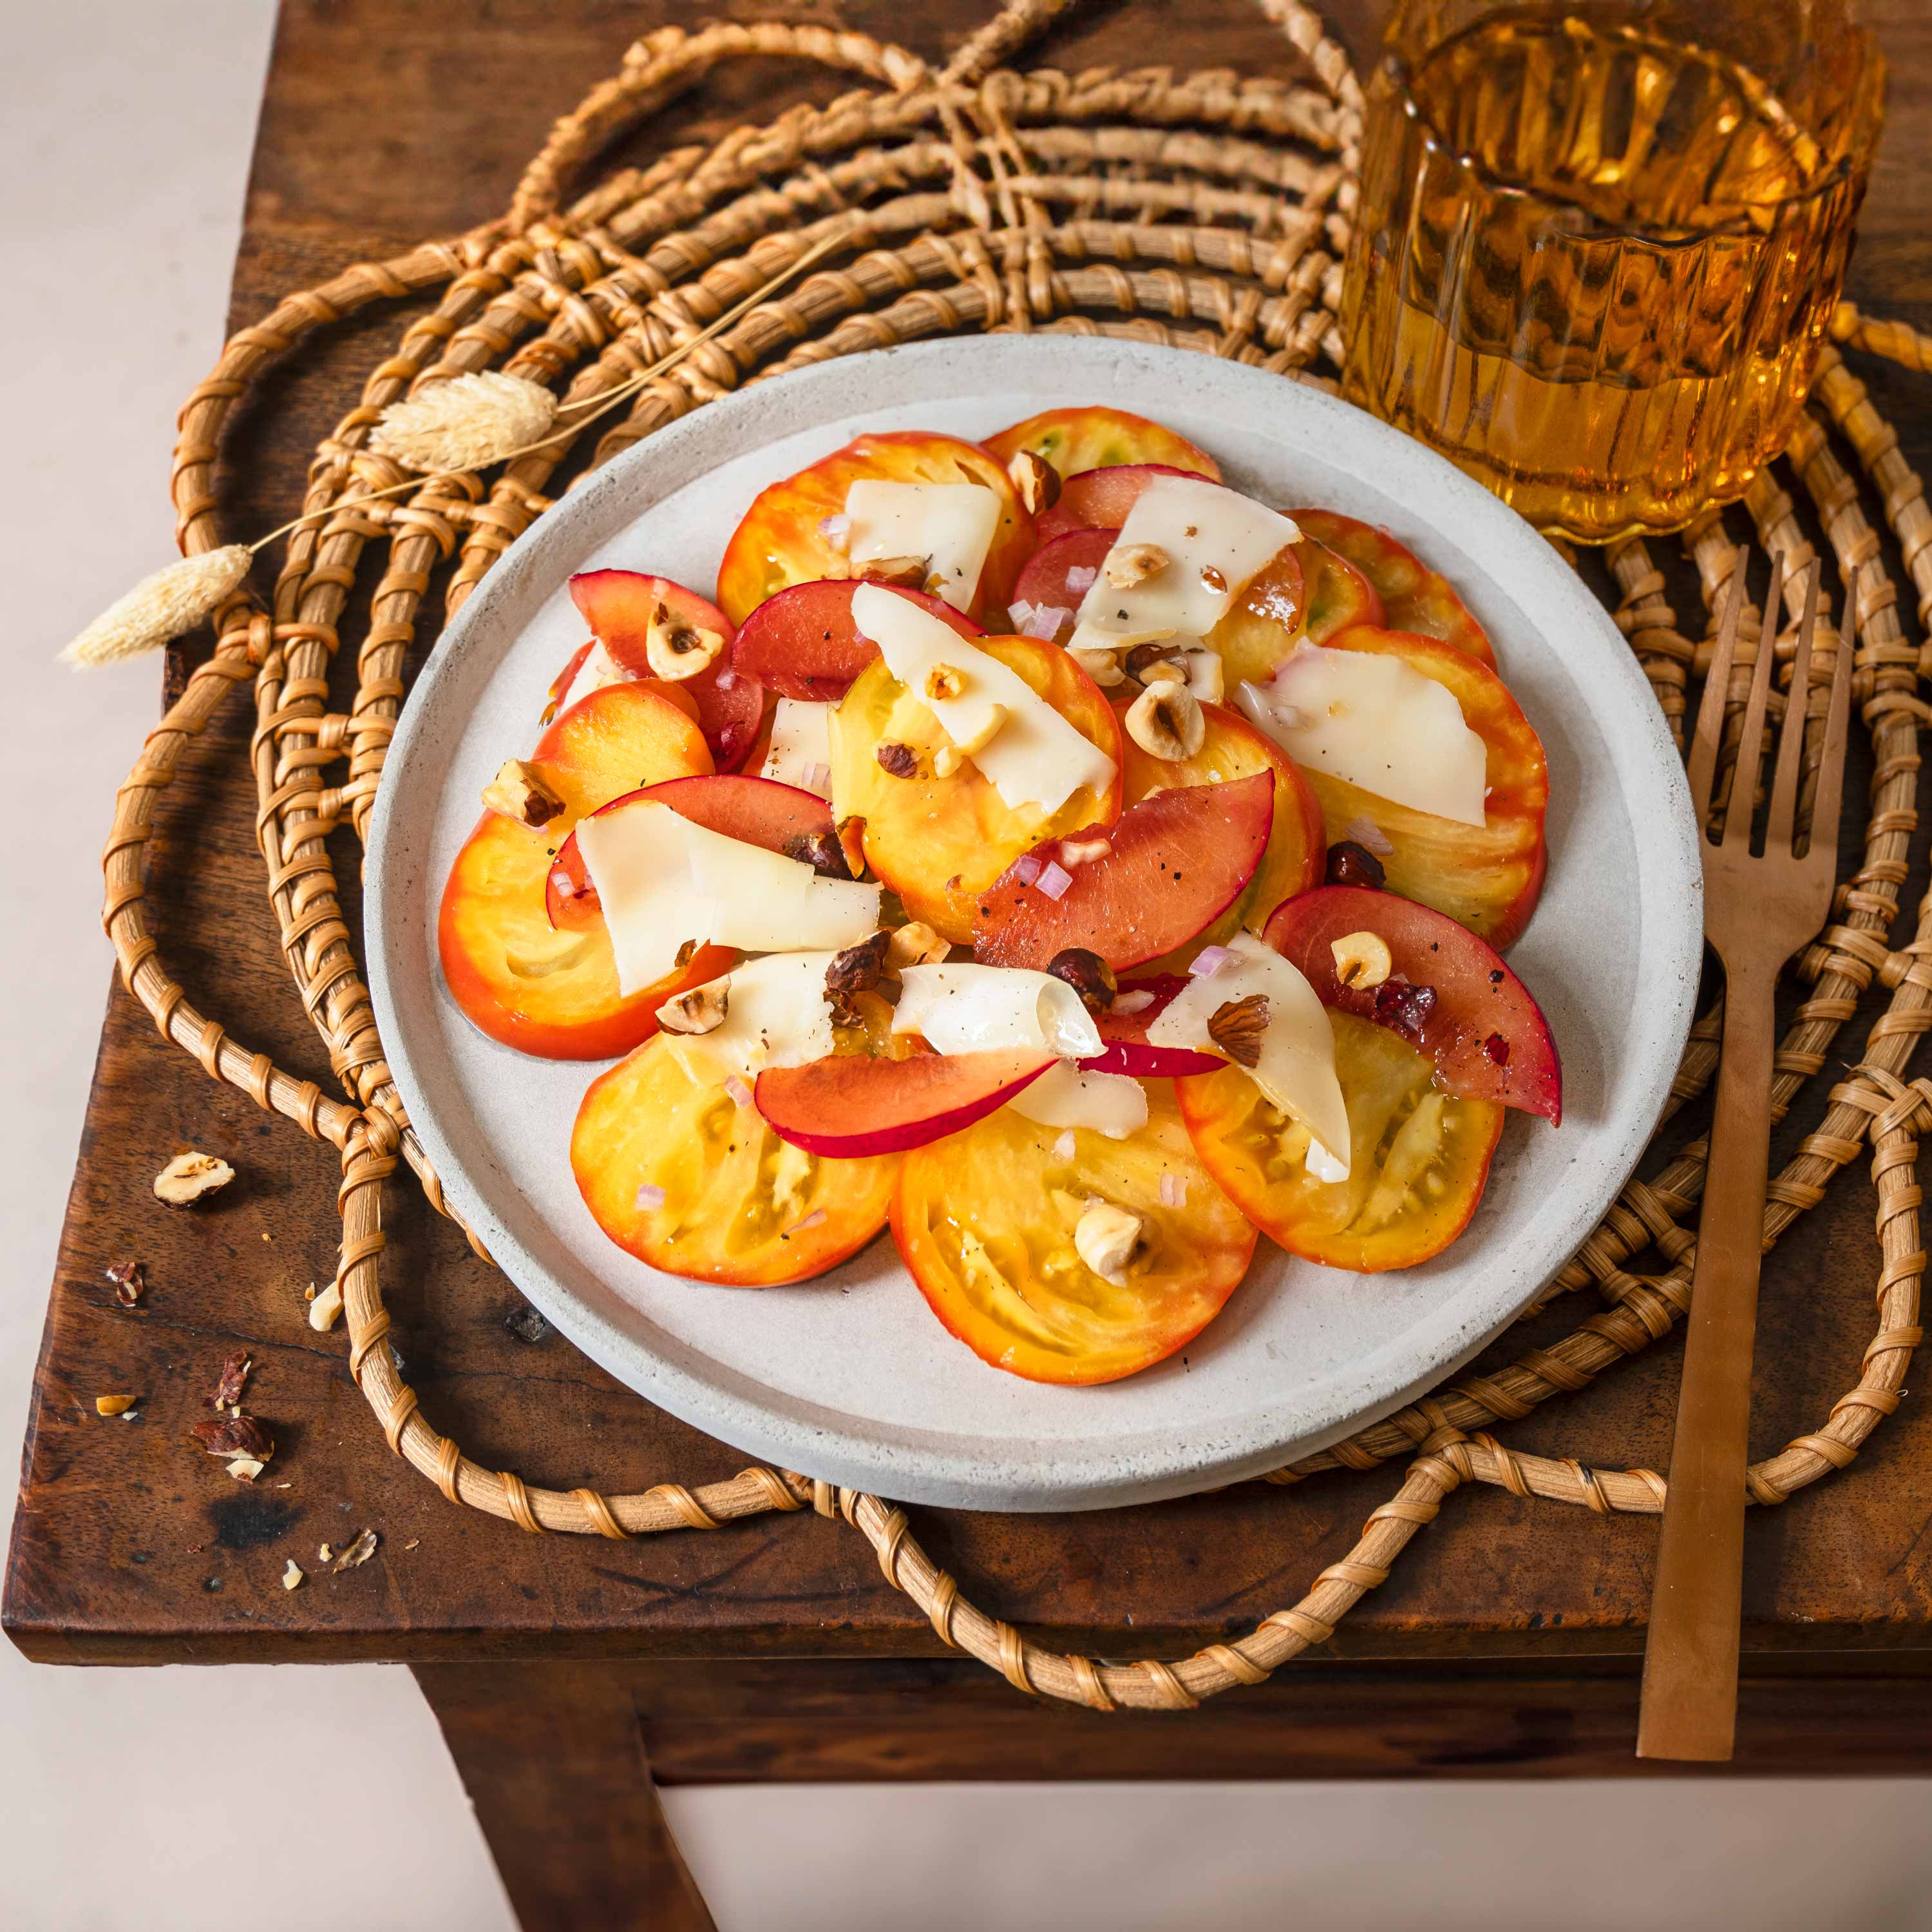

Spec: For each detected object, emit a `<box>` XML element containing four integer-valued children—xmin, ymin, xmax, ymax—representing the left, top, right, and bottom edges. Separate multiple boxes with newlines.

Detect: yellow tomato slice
<box><xmin>982</xmin><ymin>406</ymin><xmax>1222</xmax><ymax>482</ymax></box>
<box><xmin>829</xmin><ymin>633</ymin><xmax>1123</xmax><ymax>943</ymax></box>
<box><xmin>437</xmin><ymin>685</ymin><xmax>730</xmax><ymax>1059</ymax></box>
<box><xmin>716</xmin><ymin>430</ymin><xmax>1032</xmax><ymax>625</ymax></box>
<box><xmin>891</xmin><ymin>1083</ymin><xmax>1256</xmax><ymax>1385</ymax></box>
<box><xmin>572</xmin><ymin>1034</ymin><xmax>898</xmax><ymax>1285</ymax></box>
<box><xmin>1121</xmin><ymin>699</ymin><xmax>1324</xmax><ymax>961</ymax></box>
<box><xmin>1175</xmin><ymin>1012</ymin><xmax>1504</xmax><ymax>1272</ymax></box>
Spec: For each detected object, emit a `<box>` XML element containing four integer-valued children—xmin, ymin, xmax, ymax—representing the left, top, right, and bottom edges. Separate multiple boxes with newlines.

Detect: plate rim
<box><xmin>365</xmin><ymin>333</ymin><xmax>1702</xmax><ymax>1512</ymax></box>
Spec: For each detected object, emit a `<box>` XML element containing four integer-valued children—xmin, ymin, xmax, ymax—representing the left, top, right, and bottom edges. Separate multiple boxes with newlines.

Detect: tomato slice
<box><xmin>974</xmin><ymin>772</ymin><xmax>1273</xmax><ymax>972</ymax></box>
<box><xmin>565</xmin><ymin>571</ymin><xmax>763</xmax><ymax>770</ymax></box>
<box><xmin>717</xmin><ymin>431</ymin><xmax>1033</xmax><ymax>626</ymax></box>
<box><xmin>1293</xmin><ymin>511</ymin><xmax>1494</xmax><ymax>665</ymax></box>
<box><xmin>1120</xmin><ymin>699</ymin><xmax>1324</xmax><ymax>961</ymax></box>
<box><xmin>1177</xmin><ymin>1012</ymin><xmax>1504</xmax><ymax>1272</ymax></box>
<box><xmin>1273</xmin><ymin>627</ymin><xmax>1548</xmax><ymax>949</ymax></box>
<box><xmin>1009</xmin><ymin>527</ymin><xmax>1116</xmax><ymax>634</ymax></box>
<box><xmin>728</xmin><ymin>580</ymin><xmax>983</xmax><ymax>703</ymax></box>
<box><xmin>891</xmin><ymin>1082</ymin><xmax>1257</xmax><ymax>1383</ymax></box>
<box><xmin>573</xmin><ymin>1034</ymin><xmax>898</xmax><ymax>1285</ymax></box>
<box><xmin>828</xmin><ymin>633</ymin><xmax>1124</xmax><ymax>943</ymax></box>
<box><xmin>1299</xmin><ymin>536</ymin><xmax>1383</xmax><ymax>643</ymax></box>
<box><xmin>437</xmin><ymin>685</ymin><xmax>729</xmax><ymax>1059</ymax></box>
<box><xmin>983</xmin><ymin>406</ymin><xmax>1221</xmax><ymax>483</ymax></box>
<box><xmin>545</xmin><ymin>771</ymin><xmax>842</xmax><ymax>931</ymax></box>
<box><xmin>1262</xmin><ymin>886</ymin><xmax>1561</xmax><ymax>1122</ymax></box>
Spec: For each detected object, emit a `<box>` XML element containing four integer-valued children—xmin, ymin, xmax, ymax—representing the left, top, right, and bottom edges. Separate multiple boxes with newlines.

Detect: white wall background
<box><xmin>5</xmin><ymin>6</ymin><xmax>1931</xmax><ymax>1929</ymax></box>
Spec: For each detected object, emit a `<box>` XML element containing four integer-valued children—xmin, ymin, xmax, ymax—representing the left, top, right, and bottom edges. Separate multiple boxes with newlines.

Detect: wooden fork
<box><xmin>1636</xmin><ymin>548</ymin><xmax>1853</xmax><ymax>1761</ymax></box>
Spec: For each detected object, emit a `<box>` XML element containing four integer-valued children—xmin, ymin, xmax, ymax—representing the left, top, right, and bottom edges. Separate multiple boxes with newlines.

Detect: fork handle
<box><xmin>1636</xmin><ymin>954</ymin><xmax>1778</xmax><ymax>1762</ymax></box>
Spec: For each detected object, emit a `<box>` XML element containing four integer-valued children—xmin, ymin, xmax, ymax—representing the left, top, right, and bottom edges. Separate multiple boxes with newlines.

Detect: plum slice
<box><xmin>756</xmin><ymin>1046</ymin><xmax>1056</xmax><ymax>1158</ymax></box>
<box><xmin>972</xmin><ymin>771</ymin><xmax>1274</xmax><ymax>973</ymax></box>
<box><xmin>730</xmin><ymin>580</ymin><xmax>983</xmax><ymax>703</ymax></box>
<box><xmin>1083</xmin><ymin>975</ymin><xmax>1222</xmax><ymax>1079</ymax></box>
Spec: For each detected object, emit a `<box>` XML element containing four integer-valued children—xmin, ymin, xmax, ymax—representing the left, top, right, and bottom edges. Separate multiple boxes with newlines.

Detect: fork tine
<box><xmin>1804</xmin><ymin>556</ymin><xmax>1857</xmax><ymax>870</ymax></box>
<box><xmin>1721</xmin><ymin>549</ymin><xmax>1785</xmax><ymax>850</ymax></box>
<box><xmin>1687</xmin><ymin>548</ymin><xmax>1749</xmax><ymax>829</ymax></box>
<box><xmin>1766</xmin><ymin>558</ymin><xmax>1820</xmax><ymax>853</ymax></box>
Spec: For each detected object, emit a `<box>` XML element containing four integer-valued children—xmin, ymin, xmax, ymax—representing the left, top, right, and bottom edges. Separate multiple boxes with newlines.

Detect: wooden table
<box><xmin>11</xmin><ymin>3</ymin><xmax>1932</xmax><ymax>1926</ymax></box>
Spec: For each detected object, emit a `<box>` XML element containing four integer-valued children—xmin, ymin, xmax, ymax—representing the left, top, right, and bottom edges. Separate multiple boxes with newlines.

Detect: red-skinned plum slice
<box><xmin>1084</xmin><ymin>974</ymin><xmax>1223</xmax><ymax>1078</ymax></box>
<box><xmin>755</xmin><ymin>1046</ymin><xmax>1056</xmax><ymax>1158</ymax></box>
<box><xmin>729</xmin><ymin>580</ymin><xmax>984</xmax><ymax>703</ymax></box>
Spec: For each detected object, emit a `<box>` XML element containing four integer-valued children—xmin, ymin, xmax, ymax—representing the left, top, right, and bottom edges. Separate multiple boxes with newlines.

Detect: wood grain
<box><xmin>8</xmin><ymin>0</ymin><xmax>1932</xmax><ymax>1732</ymax></box>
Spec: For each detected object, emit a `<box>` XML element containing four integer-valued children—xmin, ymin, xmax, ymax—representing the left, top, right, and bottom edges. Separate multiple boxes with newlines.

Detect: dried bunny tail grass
<box><xmin>369</xmin><ymin>370</ymin><xmax>559</xmax><ymax>472</ymax></box>
<box><xmin>61</xmin><ymin>544</ymin><xmax>252</xmax><ymax>668</ymax></box>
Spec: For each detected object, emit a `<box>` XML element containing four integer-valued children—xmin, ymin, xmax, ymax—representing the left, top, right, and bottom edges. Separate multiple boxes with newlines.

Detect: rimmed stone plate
<box><xmin>365</xmin><ymin>335</ymin><xmax>1701</xmax><ymax>1512</ymax></box>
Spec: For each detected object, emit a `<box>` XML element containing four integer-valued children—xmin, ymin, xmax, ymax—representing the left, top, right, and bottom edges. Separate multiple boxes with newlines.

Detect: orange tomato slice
<box><xmin>572</xmin><ymin>1033</ymin><xmax>898</xmax><ymax>1285</ymax></box>
<box><xmin>1294</xmin><ymin>509</ymin><xmax>1494</xmax><ymax>665</ymax></box>
<box><xmin>1176</xmin><ymin>1012</ymin><xmax>1505</xmax><ymax>1272</ymax></box>
<box><xmin>982</xmin><ymin>406</ymin><xmax>1221</xmax><ymax>482</ymax></box>
<box><xmin>437</xmin><ymin>685</ymin><xmax>728</xmax><ymax>1059</ymax></box>
<box><xmin>1120</xmin><ymin>699</ymin><xmax>1324</xmax><ymax>961</ymax></box>
<box><xmin>1285</xmin><ymin>627</ymin><xmax>1548</xmax><ymax>949</ymax></box>
<box><xmin>829</xmin><ymin>633</ymin><xmax>1124</xmax><ymax>943</ymax></box>
<box><xmin>717</xmin><ymin>431</ymin><xmax>1033</xmax><ymax>625</ymax></box>
<box><xmin>891</xmin><ymin>1082</ymin><xmax>1256</xmax><ymax>1383</ymax></box>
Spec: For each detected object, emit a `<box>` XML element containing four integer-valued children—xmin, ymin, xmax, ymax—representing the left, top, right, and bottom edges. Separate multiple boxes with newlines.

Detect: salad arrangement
<box><xmin>438</xmin><ymin>404</ymin><xmax>1559</xmax><ymax>1385</ymax></box>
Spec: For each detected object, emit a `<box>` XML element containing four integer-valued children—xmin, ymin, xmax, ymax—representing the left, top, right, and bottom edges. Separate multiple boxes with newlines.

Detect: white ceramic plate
<box><xmin>366</xmin><ymin>335</ymin><xmax>1701</xmax><ymax>1512</ymax></box>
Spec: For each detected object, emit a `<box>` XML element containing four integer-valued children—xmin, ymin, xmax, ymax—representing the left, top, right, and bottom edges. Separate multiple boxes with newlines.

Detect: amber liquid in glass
<box><xmin>1341</xmin><ymin>8</ymin><xmax>1866</xmax><ymax>541</ymax></box>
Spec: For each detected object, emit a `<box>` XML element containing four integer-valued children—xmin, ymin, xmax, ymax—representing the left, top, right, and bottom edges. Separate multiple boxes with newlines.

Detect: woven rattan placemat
<box><xmin>99</xmin><ymin>0</ymin><xmax>1932</xmax><ymax>1709</ymax></box>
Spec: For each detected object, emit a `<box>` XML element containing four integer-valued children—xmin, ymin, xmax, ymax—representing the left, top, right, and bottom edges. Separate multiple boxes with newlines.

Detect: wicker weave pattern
<box><xmin>99</xmin><ymin>0</ymin><xmax>1929</xmax><ymax>1709</ymax></box>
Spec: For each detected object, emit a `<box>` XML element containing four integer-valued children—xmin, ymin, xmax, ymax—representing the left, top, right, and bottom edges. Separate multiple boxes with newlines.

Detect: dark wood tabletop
<box><xmin>11</xmin><ymin>0</ymin><xmax>1932</xmax><ymax>1794</ymax></box>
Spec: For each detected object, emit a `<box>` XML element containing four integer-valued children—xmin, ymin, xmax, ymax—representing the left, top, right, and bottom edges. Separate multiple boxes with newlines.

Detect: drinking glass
<box><xmin>1338</xmin><ymin>0</ymin><xmax>1885</xmax><ymax>542</ymax></box>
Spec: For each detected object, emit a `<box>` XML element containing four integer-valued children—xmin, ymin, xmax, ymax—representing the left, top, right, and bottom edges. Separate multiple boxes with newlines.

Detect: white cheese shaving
<box><xmin>666</xmin><ymin>952</ymin><xmax>840</xmax><ymax>1083</ymax></box>
<box><xmin>559</xmin><ymin>639</ymin><xmax>629</xmax><ymax>714</ymax></box>
<box><xmin>891</xmin><ymin>963</ymin><xmax>1103</xmax><ymax>1061</ymax></box>
<box><xmin>1068</xmin><ymin>475</ymin><xmax>1299</xmax><ymax>658</ymax></box>
<box><xmin>1237</xmin><ymin>643</ymin><xmax>1488</xmax><ymax>827</ymax></box>
<box><xmin>575</xmin><ymin>799</ymin><xmax>880</xmax><ymax>995</ymax></box>
<box><xmin>1144</xmin><ymin>931</ymin><xmax>1350</xmax><ymax>1176</ymax></box>
<box><xmin>760</xmin><ymin>696</ymin><xmax>832</xmax><ymax>795</ymax></box>
<box><xmin>1005</xmin><ymin>1062</ymin><xmax>1148</xmax><ymax>1140</ymax></box>
<box><xmin>843</xmin><ymin>480</ymin><xmax>1000</xmax><ymax>611</ymax></box>
<box><xmin>851</xmin><ymin>584</ymin><xmax>1117</xmax><ymax>818</ymax></box>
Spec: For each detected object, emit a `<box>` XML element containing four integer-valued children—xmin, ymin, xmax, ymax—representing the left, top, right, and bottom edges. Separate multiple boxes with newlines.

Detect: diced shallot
<box><xmin>1110</xmin><ymin>989</ymin><xmax>1155</xmax><ymax>1016</ymax></box>
<box><xmin>1035</xmin><ymin>860</ymin><xmax>1074</xmax><ymax>901</ymax></box>
<box><xmin>1018</xmin><ymin>602</ymin><xmax>1072</xmax><ymax>641</ymax></box>
<box><xmin>801</xmin><ymin>761</ymin><xmax>831</xmax><ymax>796</ymax></box>
<box><xmin>724</xmin><ymin>1074</ymin><xmax>753</xmax><ymax>1109</ymax></box>
<box><xmin>1189</xmin><ymin>945</ymin><xmax>1233</xmax><ymax>978</ymax></box>
<box><xmin>1012</xmin><ymin>851</ymin><xmax>1044</xmax><ymax>886</ymax></box>
<box><xmin>1065</xmin><ymin>565</ymin><xmax>1097</xmax><ymax>594</ymax></box>
<box><xmin>1053</xmin><ymin>1130</ymin><xmax>1077</xmax><ymax>1160</ymax></box>
<box><xmin>715</xmin><ymin>668</ymin><xmax>739</xmax><ymax>691</ymax></box>
<box><xmin>1159</xmin><ymin>1171</ymin><xmax>1188</xmax><ymax>1209</ymax></box>
<box><xmin>634</xmin><ymin>1182</ymin><xmax>667</xmax><ymax>1211</ymax></box>
<box><xmin>817</xmin><ymin>513</ymin><xmax>852</xmax><ymax>546</ymax></box>
<box><xmin>1343</xmin><ymin>814</ymin><xmax>1394</xmax><ymax>856</ymax></box>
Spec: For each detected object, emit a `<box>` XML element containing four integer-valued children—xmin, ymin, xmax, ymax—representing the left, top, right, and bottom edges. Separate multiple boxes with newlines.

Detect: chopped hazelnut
<box><xmin>95</xmin><ymin>1394</ymin><xmax>137</xmax><ymax>1417</ymax></box>
<box><xmin>875</xmin><ymin>742</ymin><xmax>919</xmax><ymax>779</ymax></box>
<box><xmin>192</xmin><ymin>1414</ymin><xmax>274</xmax><ymax>1464</ymax></box>
<box><xmin>1068</xmin><ymin>646</ymin><xmax>1126</xmax><ymax>688</ymax></box>
<box><xmin>658</xmin><ymin>981</ymin><xmax>729</xmax><ymax>1036</ymax></box>
<box><xmin>1325</xmin><ymin>840</ymin><xmax>1387</xmax><ymax>890</ymax></box>
<box><xmin>1208</xmin><ymin>993</ymin><xmax>1270</xmax><ymax>1068</ymax></box>
<box><xmin>309</xmin><ymin>1282</ymin><xmax>345</xmax><ymax>1332</ymax></box>
<box><xmin>1124</xmin><ymin>680</ymin><xmax>1205</xmax><ymax>762</ymax></box>
<box><xmin>1179</xmin><ymin>649</ymin><xmax>1225</xmax><ymax>705</ymax></box>
<box><xmin>1058</xmin><ymin>833</ymin><xmax>1113</xmax><ymax>869</ymax></box>
<box><xmin>643</xmin><ymin>601</ymin><xmax>726</xmax><ymax>681</ymax></box>
<box><xmin>858</xmin><ymin>554</ymin><xmax>931</xmax><ymax>589</ymax></box>
<box><xmin>1074</xmin><ymin>1200</ymin><xmax>1144</xmax><ymax>1286</ymax></box>
<box><xmin>884</xmin><ymin>922</ymin><xmax>949</xmax><ymax>971</ymax></box>
<box><xmin>924</xmin><ymin>663</ymin><xmax>967</xmax><ymax>703</ymax></box>
<box><xmin>1047</xmin><ymin>947</ymin><xmax>1117</xmax><ymax>1015</ymax></box>
<box><xmin>1007</xmin><ymin>449</ymin><xmax>1060</xmax><ymax>515</ymax></box>
<box><xmin>105</xmin><ymin>1259</ymin><xmax>146</xmax><ymax>1307</ymax></box>
<box><xmin>282</xmin><ymin>1560</ymin><xmax>305</xmax><ymax>1592</ymax></box>
<box><xmin>783</xmin><ymin>829</ymin><xmax>855</xmax><ymax>880</ymax></box>
<box><xmin>1104</xmin><ymin>542</ymin><xmax>1170</xmax><ymax>591</ymax></box>
<box><xmin>154</xmin><ymin>1150</ymin><xmax>235</xmax><ymax>1208</ymax></box>
<box><xmin>1200</xmin><ymin>564</ymin><xmax>1228</xmax><ymax>592</ymax></box>
<box><xmin>480</xmin><ymin>758</ymin><xmax>564</xmax><ymax>828</ymax></box>
<box><xmin>1331</xmin><ymin>931</ymin><xmax>1393</xmax><ymax>991</ymax></box>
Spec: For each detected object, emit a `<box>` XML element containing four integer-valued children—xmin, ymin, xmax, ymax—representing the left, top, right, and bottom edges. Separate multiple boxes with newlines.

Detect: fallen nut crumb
<box><xmin>282</xmin><ymin>1560</ymin><xmax>305</xmax><ymax>1591</ymax></box>
<box><xmin>330</xmin><ymin>1529</ymin><xmax>379</xmax><ymax>1573</ymax></box>
<box><xmin>404</xmin><ymin>1539</ymin><xmax>421</xmax><ymax>1551</ymax></box>
<box><xmin>504</xmin><ymin>1303</ymin><xmax>551</xmax><ymax>1345</ymax></box>
<box><xmin>105</xmin><ymin>1259</ymin><xmax>146</xmax><ymax>1307</ymax></box>
<box><xmin>318</xmin><ymin>1542</ymin><xmax>334</xmax><ymax>1564</ymax></box>
<box><xmin>153</xmin><ymin>1150</ymin><xmax>235</xmax><ymax>1208</ymax></box>
<box><xmin>309</xmin><ymin>1283</ymin><xmax>345</xmax><ymax>1332</ymax></box>
<box><xmin>191</xmin><ymin>1414</ymin><xmax>274</xmax><ymax>1464</ymax></box>
<box><xmin>95</xmin><ymin>1394</ymin><xmax>137</xmax><ymax>1417</ymax></box>
<box><xmin>228</xmin><ymin>1457</ymin><xmax>266</xmax><ymax>1482</ymax></box>
<box><xmin>204</xmin><ymin>1351</ymin><xmax>252</xmax><ymax>1412</ymax></box>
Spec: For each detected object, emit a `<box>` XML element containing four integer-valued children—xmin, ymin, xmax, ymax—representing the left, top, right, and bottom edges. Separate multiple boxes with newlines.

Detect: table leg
<box><xmin>412</xmin><ymin>1661</ymin><xmax>717</xmax><ymax>1932</ymax></box>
